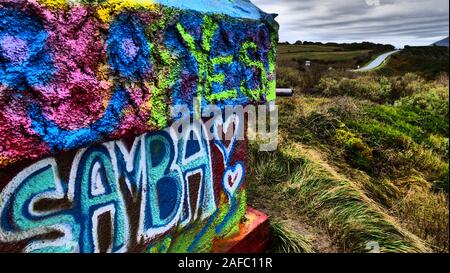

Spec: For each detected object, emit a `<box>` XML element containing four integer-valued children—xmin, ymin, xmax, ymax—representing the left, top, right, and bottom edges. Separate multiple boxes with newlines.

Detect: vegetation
<box><xmin>378</xmin><ymin>46</ymin><xmax>449</xmax><ymax>79</ymax></box>
<box><xmin>277</xmin><ymin>42</ymin><xmax>395</xmax><ymax>72</ymax></box>
<box><xmin>250</xmin><ymin>43</ymin><xmax>449</xmax><ymax>253</ymax></box>
<box><xmin>269</xmin><ymin>221</ymin><xmax>315</xmax><ymax>253</ymax></box>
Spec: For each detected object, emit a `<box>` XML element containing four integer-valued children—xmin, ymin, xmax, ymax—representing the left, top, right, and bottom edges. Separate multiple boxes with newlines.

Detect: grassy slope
<box><xmin>278</xmin><ymin>44</ymin><xmax>343</xmax><ymax>53</ymax></box>
<box><xmin>248</xmin><ymin>95</ymin><xmax>432</xmax><ymax>253</ymax></box>
<box><xmin>249</xmin><ymin>43</ymin><xmax>449</xmax><ymax>253</ymax></box>
<box><xmin>378</xmin><ymin>46</ymin><xmax>449</xmax><ymax>79</ymax></box>
<box><xmin>279</xmin><ymin>50</ymin><xmax>372</xmax><ymax>62</ymax></box>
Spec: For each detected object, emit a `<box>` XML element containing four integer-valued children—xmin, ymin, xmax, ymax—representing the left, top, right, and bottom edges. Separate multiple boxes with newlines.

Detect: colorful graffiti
<box><xmin>0</xmin><ymin>0</ymin><xmax>278</xmax><ymax>169</ymax></box>
<box><xmin>0</xmin><ymin>0</ymin><xmax>278</xmax><ymax>253</ymax></box>
<box><xmin>0</xmin><ymin>115</ymin><xmax>247</xmax><ymax>253</ymax></box>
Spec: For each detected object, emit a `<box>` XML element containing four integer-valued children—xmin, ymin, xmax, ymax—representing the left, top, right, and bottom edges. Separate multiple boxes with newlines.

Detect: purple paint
<box><xmin>0</xmin><ymin>35</ymin><xmax>29</xmax><ymax>63</ymax></box>
<box><xmin>122</xmin><ymin>38</ymin><xmax>140</xmax><ymax>59</ymax></box>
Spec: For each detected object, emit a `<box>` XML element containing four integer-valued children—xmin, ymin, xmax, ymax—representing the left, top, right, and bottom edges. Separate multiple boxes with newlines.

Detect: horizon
<box><xmin>252</xmin><ymin>0</ymin><xmax>449</xmax><ymax>48</ymax></box>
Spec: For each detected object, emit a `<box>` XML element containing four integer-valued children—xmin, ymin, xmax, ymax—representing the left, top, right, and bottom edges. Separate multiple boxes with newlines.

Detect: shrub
<box><xmin>335</xmin><ymin>129</ymin><xmax>373</xmax><ymax>170</ymax></box>
<box><xmin>317</xmin><ymin>74</ymin><xmax>392</xmax><ymax>103</ymax></box>
<box><xmin>303</xmin><ymin>112</ymin><xmax>342</xmax><ymax>139</ymax></box>
<box><xmin>396</xmin><ymin>86</ymin><xmax>449</xmax><ymax>119</ymax></box>
<box><xmin>425</xmin><ymin>134</ymin><xmax>449</xmax><ymax>159</ymax></box>
<box><xmin>347</xmin><ymin>120</ymin><xmax>413</xmax><ymax>149</ymax></box>
<box><xmin>390</xmin><ymin>73</ymin><xmax>428</xmax><ymax>100</ymax></box>
<box><xmin>276</xmin><ymin>66</ymin><xmax>303</xmax><ymax>88</ymax></box>
<box><xmin>393</xmin><ymin>188</ymin><xmax>449</xmax><ymax>252</ymax></box>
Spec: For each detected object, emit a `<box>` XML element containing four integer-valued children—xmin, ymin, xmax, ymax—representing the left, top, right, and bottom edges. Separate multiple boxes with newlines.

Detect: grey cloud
<box><xmin>251</xmin><ymin>0</ymin><xmax>449</xmax><ymax>47</ymax></box>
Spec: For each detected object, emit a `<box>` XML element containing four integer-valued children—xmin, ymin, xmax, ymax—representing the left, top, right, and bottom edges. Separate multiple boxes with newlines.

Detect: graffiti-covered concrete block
<box><xmin>0</xmin><ymin>0</ymin><xmax>278</xmax><ymax>253</ymax></box>
<box><xmin>0</xmin><ymin>0</ymin><xmax>278</xmax><ymax>167</ymax></box>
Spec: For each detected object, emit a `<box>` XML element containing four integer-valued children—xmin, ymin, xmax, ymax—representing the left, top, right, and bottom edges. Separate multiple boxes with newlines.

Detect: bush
<box><xmin>425</xmin><ymin>134</ymin><xmax>449</xmax><ymax>159</ymax></box>
<box><xmin>347</xmin><ymin>120</ymin><xmax>413</xmax><ymax>149</ymax></box>
<box><xmin>276</xmin><ymin>66</ymin><xmax>303</xmax><ymax>88</ymax></box>
<box><xmin>396</xmin><ymin>86</ymin><xmax>449</xmax><ymax>119</ymax></box>
<box><xmin>317</xmin><ymin>74</ymin><xmax>392</xmax><ymax>103</ymax></box>
<box><xmin>335</xmin><ymin>129</ymin><xmax>373</xmax><ymax>170</ymax></box>
<box><xmin>393</xmin><ymin>188</ymin><xmax>449</xmax><ymax>252</ymax></box>
<box><xmin>390</xmin><ymin>73</ymin><xmax>428</xmax><ymax>100</ymax></box>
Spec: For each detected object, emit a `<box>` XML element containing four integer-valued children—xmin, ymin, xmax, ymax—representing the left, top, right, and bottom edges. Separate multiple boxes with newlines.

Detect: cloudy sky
<box><xmin>251</xmin><ymin>0</ymin><xmax>449</xmax><ymax>47</ymax></box>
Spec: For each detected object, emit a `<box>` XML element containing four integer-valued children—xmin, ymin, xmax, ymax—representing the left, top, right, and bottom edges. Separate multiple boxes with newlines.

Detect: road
<box><xmin>353</xmin><ymin>50</ymin><xmax>400</xmax><ymax>72</ymax></box>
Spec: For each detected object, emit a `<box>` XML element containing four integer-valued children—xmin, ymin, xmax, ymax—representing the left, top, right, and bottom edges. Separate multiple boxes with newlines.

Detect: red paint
<box><xmin>212</xmin><ymin>207</ymin><xmax>270</xmax><ymax>253</ymax></box>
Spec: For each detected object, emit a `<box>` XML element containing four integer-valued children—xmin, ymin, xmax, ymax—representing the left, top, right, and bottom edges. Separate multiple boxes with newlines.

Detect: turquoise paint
<box><xmin>75</xmin><ymin>146</ymin><xmax>129</xmax><ymax>253</ymax></box>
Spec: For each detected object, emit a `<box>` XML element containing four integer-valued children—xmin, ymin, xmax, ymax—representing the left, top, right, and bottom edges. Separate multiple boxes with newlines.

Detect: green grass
<box><xmin>278</xmin><ymin>44</ymin><xmax>343</xmax><ymax>54</ymax></box>
<box><xmin>269</xmin><ymin>221</ymin><xmax>315</xmax><ymax>253</ymax></box>
<box><xmin>279</xmin><ymin>50</ymin><xmax>371</xmax><ymax>62</ymax></box>
<box><xmin>259</xmin><ymin>44</ymin><xmax>449</xmax><ymax>252</ymax></box>
<box><xmin>360</xmin><ymin>104</ymin><xmax>448</xmax><ymax>143</ymax></box>
<box><xmin>249</xmin><ymin>142</ymin><xmax>430</xmax><ymax>253</ymax></box>
<box><xmin>378</xmin><ymin>46</ymin><xmax>449</xmax><ymax>79</ymax></box>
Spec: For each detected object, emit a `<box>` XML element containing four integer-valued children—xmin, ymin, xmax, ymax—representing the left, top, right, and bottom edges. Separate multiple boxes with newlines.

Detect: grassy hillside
<box><xmin>378</xmin><ymin>46</ymin><xmax>449</xmax><ymax>79</ymax></box>
<box><xmin>248</xmin><ymin>43</ymin><xmax>449</xmax><ymax>253</ymax></box>
<box><xmin>279</xmin><ymin>49</ymin><xmax>372</xmax><ymax>63</ymax></box>
<box><xmin>278</xmin><ymin>42</ymin><xmax>394</xmax><ymax>70</ymax></box>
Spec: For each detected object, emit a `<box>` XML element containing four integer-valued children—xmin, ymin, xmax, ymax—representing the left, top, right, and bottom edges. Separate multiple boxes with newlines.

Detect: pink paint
<box><xmin>34</xmin><ymin>6</ymin><xmax>109</xmax><ymax>129</ymax></box>
<box><xmin>0</xmin><ymin>96</ymin><xmax>50</xmax><ymax>165</ymax></box>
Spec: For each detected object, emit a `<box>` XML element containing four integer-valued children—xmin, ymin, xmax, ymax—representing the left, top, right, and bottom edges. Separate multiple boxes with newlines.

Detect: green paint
<box><xmin>239</xmin><ymin>41</ymin><xmax>268</xmax><ymax>101</ymax></box>
<box><xmin>177</xmin><ymin>16</ymin><xmax>238</xmax><ymax>104</ymax></box>
<box><xmin>147</xmin><ymin>236</ymin><xmax>173</xmax><ymax>253</ymax></box>
<box><xmin>147</xmin><ymin>11</ymin><xmax>180</xmax><ymax>128</ymax></box>
<box><xmin>208</xmin><ymin>55</ymin><xmax>238</xmax><ymax>102</ymax></box>
<box><xmin>266</xmin><ymin>31</ymin><xmax>277</xmax><ymax>101</ymax></box>
<box><xmin>151</xmin><ymin>190</ymin><xmax>247</xmax><ymax>253</ymax></box>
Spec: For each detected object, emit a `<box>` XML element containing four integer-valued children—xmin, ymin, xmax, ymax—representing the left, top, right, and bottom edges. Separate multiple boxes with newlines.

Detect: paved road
<box><xmin>354</xmin><ymin>50</ymin><xmax>401</xmax><ymax>72</ymax></box>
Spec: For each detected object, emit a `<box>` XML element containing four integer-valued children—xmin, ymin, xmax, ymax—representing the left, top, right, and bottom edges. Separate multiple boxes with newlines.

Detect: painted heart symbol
<box><xmin>213</xmin><ymin>114</ymin><xmax>243</xmax><ymax>165</ymax></box>
<box><xmin>223</xmin><ymin>162</ymin><xmax>245</xmax><ymax>199</ymax></box>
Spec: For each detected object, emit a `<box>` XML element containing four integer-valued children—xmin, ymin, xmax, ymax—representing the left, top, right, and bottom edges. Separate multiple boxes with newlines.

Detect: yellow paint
<box><xmin>38</xmin><ymin>0</ymin><xmax>69</xmax><ymax>10</ymax></box>
<box><xmin>97</xmin><ymin>0</ymin><xmax>157</xmax><ymax>23</ymax></box>
<box><xmin>0</xmin><ymin>157</ymin><xmax>17</xmax><ymax>169</ymax></box>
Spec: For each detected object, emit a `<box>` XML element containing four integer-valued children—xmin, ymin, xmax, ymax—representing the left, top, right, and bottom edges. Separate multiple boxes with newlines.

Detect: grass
<box><xmin>278</xmin><ymin>44</ymin><xmax>343</xmax><ymax>54</ymax></box>
<box><xmin>279</xmin><ymin>50</ymin><xmax>371</xmax><ymax>62</ymax></box>
<box><xmin>269</xmin><ymin>221</ymin><xmax>315</xmax><ymax>253</ymax></box>
<box><xmin>249</xmin><ymin>87</ymin><xmax>448</xmax><ymax>252</ymax></box>
<box><xmin>378</xmin><ymin>46</ymin><xmax>449</xmax><ymax>79</ymax></box>
<box><xmin>252</xmin><ymin>43</ymin><xmax>449</xmax><ymax>253</ymax></box>
<box><xmin>249</xmin><ymin>141</ymin><xmax>430</xmax><ymax>253</ymax></box>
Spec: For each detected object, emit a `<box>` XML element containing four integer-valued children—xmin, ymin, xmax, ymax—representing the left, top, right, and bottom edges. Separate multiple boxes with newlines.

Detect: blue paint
<box><xmin>73</xmin><ymin>145</ymin><xmax>128</xmax><ymax>253</ymax></box>
<box><xmin>188</xmin><ymin>210</ymin><xmax>219</xmax><ymax>252</ymax></box>
<box><xmin>164</xmin><ymin>12</ymin><xmax>272</xmax><ymax>111</ymax></box>
<box><xmin>150</xmin><ymin>139</ymin><xmax>167</xmax><ymax>168</ymax></box>
<box><xmin>157</xmin><ymin>177</ymin><xmax>180</xmax><ymax>220</ymax></box>
<box><xmin>156</xmin><ymin>0</ymin><xmax>266</xmax><ymax>20</ymax></box>
<box><xmin>27</xmin><ymin>87</ymin><xmax>128</xmax><ymax>152</ymax></box>
<box><xmin>0</xmin><ymin>161</ymin><xmax>79</xmax><ymax>253</ymax></box>
<box><xmin>143</xmin><ymin>133</ymin><xmax>183</xmax><ymax>229</ymax></box>
<box><xmin>114</xmin><ymin>139</ymin><xmax>144</xmax><ymax>194</ymax></box>
<box><xmin>0</xmin><ymin>9</ymin><xmax>55</xmax><ymax>90</ymax></box>
<box><xmin>176</xmin><ymin>123</ymin><xmax>216</xmax><ymax>220</ymax></box>
<box><xmin>0</xmin><ymin>115</ymin><xmax>242</xmax><ymax>253</ymax></box>
<box><xmin>107</xmin><ymin>13</ymin><xmax>152</xmax><ymax>80</ymax></box>
<box><xmin>185</xmin><ymin>131</ymin><xmax>201</xmax><ymax>159</ymax></box>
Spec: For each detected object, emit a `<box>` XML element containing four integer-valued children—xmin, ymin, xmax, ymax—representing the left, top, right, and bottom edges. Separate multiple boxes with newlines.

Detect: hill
<box><xmin>251</xmin><ymin>41</ymin><xmax>449</xmax><ymax>253</ymax></box>
<box><xmin>378</xmin><ymin>46</ymin><xmax>449</xmax><ymax>79</ymax></box>
<box><xmin>432</xmin><ymin>37</ymin><xmax>449</xmax><ymax>47</ymax></box>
